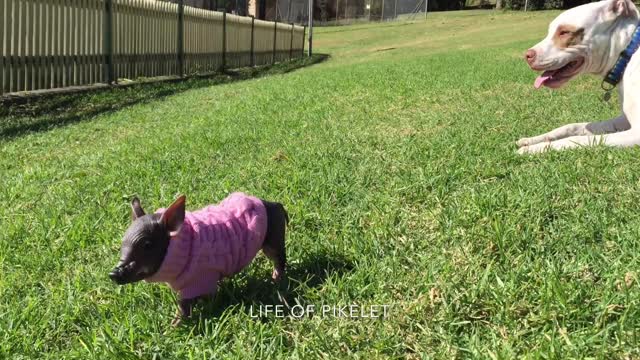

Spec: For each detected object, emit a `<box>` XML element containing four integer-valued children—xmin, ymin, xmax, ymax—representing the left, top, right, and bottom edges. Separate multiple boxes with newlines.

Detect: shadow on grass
<box><xmin>0</xmin><ymin>54</ymin><xmax>329</xmax><ymax>140</ymax></box>
<box><xmin>190</xmin><ymin>250</ymin><xmax>353</xmax><ymax>326</ymax></box>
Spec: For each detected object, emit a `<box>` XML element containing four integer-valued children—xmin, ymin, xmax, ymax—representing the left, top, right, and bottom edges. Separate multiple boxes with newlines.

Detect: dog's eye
<box><xmin>144</xmin><ymin>241</ymin><xmax>153</xmax><ymax>250</ymax></box>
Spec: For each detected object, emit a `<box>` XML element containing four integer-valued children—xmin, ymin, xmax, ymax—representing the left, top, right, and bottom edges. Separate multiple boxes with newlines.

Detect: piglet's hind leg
<box><xmin>261</xmin><ymin>200</ymin><xmax>288</xmax><ymax>282</ymax></box>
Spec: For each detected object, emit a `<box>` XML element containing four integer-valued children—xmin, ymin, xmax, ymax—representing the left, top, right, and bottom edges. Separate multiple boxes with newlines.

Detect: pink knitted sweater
<box><xmin>145</xmin><ymin>193</ymin><xmax>268</xmax><ymax>300</ymax></box>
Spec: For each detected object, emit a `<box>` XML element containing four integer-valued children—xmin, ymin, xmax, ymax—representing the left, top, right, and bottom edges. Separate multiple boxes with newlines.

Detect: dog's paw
<box><xmin>516</xmin><ymin>138</ymin><xmax>531</xmax><ymax>148</ymax></box>
<box><xmin>518</xmin><ymin>142</ymin><xmax>552</xmax><ymax>154</ymax></box>
<box><xmin>517</xmin><ymin>146</ymin><xmax>529</xmax><ymax>155</ymax></box>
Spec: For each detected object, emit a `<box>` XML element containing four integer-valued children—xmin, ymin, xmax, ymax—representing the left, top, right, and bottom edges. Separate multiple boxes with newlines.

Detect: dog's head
<box><xmin>526</xmin><ymin>0</ymin><xmax>639</xmax><ymax>89</ymax></box>
<box><xmin>109</xmin><ymin>196</ymin><xmax>186</xmax><ymax>285</ymax></box>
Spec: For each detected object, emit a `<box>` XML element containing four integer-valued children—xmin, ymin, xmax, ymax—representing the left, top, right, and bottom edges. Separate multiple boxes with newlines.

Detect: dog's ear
<box><xmin>160</xmin><ymin>195</ymin><xmax>186</xmax><ymax>237</ymax></box>
<box><xmin>608</xmin><ymin>0</ymin><xmax>636</xmax><ymax>18</ymax></box>
<box><xmin>131</xmin><ymin>197</ymin><xmax>145</xmax><ymax>220</ymax></box>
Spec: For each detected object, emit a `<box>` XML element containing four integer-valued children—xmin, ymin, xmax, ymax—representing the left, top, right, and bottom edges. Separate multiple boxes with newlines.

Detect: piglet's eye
<box><xmin>560</xmin><ymin>30</ymin><xmax>571</xmax><ymax>36</ymax></box>
<box><xmin>144</xmin><ymin>241</ymin><xmax>153</xmax><ymax>250</ymax></box>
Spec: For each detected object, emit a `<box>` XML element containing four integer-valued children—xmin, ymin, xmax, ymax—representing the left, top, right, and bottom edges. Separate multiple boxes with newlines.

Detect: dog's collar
<box><xmin>602</xmin><ymin>21</ymin><xmax>640</xmax><ymax>96</ymax></box>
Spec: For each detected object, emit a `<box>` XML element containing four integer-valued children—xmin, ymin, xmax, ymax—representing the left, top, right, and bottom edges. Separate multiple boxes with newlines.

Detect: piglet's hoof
<box><xmin>171</xmin><ymin>316</ymin><xmax>183</xmax><ymax>327</ymax></box>
<box><xmin>171</xmin><ymin>309</ymin><xmax>187</xmax><ymax>327</ymax></box>
<box><xmin>271</xmin><ymin>269</ymin><xmax>280</xmax><ymax>281</ymax></box>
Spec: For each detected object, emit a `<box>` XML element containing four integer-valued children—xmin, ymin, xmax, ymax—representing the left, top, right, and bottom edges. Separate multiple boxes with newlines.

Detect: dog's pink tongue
<box><xmin>534</xmin><ymin>76</ymin><xmax>548</xmax><ymax>89</ymax></box>
<box><xmin>534</xmin><ymin>71</ymin><xmax>553</xmax><ymax>89</ymax></box>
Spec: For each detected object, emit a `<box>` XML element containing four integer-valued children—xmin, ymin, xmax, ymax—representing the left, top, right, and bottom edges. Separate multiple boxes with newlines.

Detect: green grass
<box><xmin>2</xmin><ymin>9</ymin><xmax>640</xmax><ymax>359</ymax></box>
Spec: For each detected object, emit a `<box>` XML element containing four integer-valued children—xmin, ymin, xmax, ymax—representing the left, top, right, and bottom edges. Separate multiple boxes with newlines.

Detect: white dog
<box><xmin>518</xmin><ymin>0</ymin><xmax>640</xmax><ymax>154</ymax></box>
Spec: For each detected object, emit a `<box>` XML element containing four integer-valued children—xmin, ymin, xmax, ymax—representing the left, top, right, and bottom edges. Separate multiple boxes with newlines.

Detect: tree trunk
<box><xmin>495</xmin><ymin>0</ymin><xmax>502</xmax><ymax>9</ymax></box>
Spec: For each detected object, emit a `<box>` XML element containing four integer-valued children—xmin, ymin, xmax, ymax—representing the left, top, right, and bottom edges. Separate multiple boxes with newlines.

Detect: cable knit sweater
<box><xmin>145</xmin><ymin>193</ymin><xmax>268</xmax><ymax>300</ymax></box>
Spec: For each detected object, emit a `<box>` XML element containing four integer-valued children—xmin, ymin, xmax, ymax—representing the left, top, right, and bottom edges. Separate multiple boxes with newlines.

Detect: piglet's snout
<box><xmin>109</xmin><ymin>260</ymin><xmax>136</xmax><ymax>284</ymax></box>
<box><xmin>109</xmin><ymin>267</ymin><xmax>124</xmax><ymax>283</ymax></box>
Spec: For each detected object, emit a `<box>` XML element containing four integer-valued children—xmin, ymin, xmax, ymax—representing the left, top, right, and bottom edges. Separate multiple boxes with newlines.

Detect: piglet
<box><xmin>109</xmin><ymin>192</ymin><xmax>288</xmax><ymax>326</ymax></box>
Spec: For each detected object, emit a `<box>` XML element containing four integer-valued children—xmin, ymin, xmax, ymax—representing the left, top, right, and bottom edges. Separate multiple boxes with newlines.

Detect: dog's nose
<box><xmin>525</xmin><ymin>49</ymin><xmax>537</xmax><ymax>65</ymax></box>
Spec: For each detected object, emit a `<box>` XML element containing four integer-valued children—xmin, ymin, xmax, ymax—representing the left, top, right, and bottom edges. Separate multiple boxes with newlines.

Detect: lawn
<box><xmin>2</xmin><ymin>9</ymin><xmax>640</xmax><ymax>359</ymax></box>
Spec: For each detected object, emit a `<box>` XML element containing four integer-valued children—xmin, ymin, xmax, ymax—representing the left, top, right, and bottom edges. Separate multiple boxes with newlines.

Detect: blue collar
<box><xmin>603</xmin><ymin>21</ymin><xmax>640</xmax><ymax>91</ymax></box>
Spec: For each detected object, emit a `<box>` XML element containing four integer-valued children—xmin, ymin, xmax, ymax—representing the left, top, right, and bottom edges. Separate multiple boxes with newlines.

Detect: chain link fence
<box><xmin>162</xmin><ymin>0</ymin><xmax>640</xmax><ymax>27</ymax></box>
<box><xmin>271</xmin><ymin>0</ymin><xmax>429</xmax><ymax>25</ymax></box>
<box><xmin>271</xmin><ymin>0</ymin><xmax>499</xmax><ymax>25</ymax></box>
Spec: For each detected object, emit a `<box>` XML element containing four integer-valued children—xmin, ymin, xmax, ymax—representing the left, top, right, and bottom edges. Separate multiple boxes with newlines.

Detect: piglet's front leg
<box><xmin>171</xmin><ymin>298</ymin><xmax>196</xmax><ymax>327</ymax></box>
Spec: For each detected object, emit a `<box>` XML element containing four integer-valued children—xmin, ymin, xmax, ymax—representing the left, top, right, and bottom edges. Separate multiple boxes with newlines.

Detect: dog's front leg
<box><xmin>520</xmin><ymin>92</ymin><xmax>640</xmax><ymax>154</ymax></box>
<box><xmin>518</xmin><ymin>128</ymin><xmax>640</xmax><ymax>154</ymax></box>
<box><xmin>517</xmin><ymin>115</ymin><xmax>629</xmax><ymax>148</ymax></box>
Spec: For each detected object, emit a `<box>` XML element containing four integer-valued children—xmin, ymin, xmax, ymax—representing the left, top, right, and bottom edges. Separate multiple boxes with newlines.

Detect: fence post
<box><xmin>345</xmin><ymin>0</ymin><xmax>348</xmax><ymax>22</ymax></box>
<box><xmin>250</xmin><ymin>16</ymin><xmax>255</xmax><ymax>67</ymax></box>
<box><xmin>289</xmin><ymin>24</ymin><xmax>294</xmax><ymax>60</ymax></box>
<box><xmin>302</xmin><ymin>25</ymin><xmax>306</xmax><ymax>57</ymax></box>
<box><xmin>272</xmin><ymin>19</ymin><xmax>277</xmax><ymax>64</ymax></box>
<box><xmin>425</xmin><ymin>0</ymin><xmax>428</xmax><ymax>20</ymax></box>
<box><xmin>308</xmin><ymin>0</ymin><xmax>313</xmax><ymax>56</ymax></box>
<box><xmin>221</xmin><ymin>11</ymin><xmax>226</xmax><ymax>71</ymax></box>
<box><xmin>178</xmin><ymin>0</ymin><xmax>185</xmax><ymax>77</ymax></box>
<box><xmin>104</xmin><ymin>0</ymin><xmax>115</xmax><ymax>84</ymax></box>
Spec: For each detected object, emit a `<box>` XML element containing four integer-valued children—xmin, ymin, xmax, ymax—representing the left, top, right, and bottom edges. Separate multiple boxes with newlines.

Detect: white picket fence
<box><xmin>0</xmin><ymin>0</ymin><xmax>306</xmax><ymax>95</ymax></box>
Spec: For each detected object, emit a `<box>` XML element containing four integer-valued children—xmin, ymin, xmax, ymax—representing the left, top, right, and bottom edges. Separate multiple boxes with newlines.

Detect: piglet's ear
<box><xmin>160</xmin><ymin>195</ymin><xmax>186</xmax><ymax>237</ymax></box>
<box><xmin>609</xmin><ymin>0</ymin><xmax>635</xmax><ymax>18</ymax></box>
<box><xmin>131</xmin><ymin>197</ymin><xmax>146</xmax><ymax>220</ymax></box>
